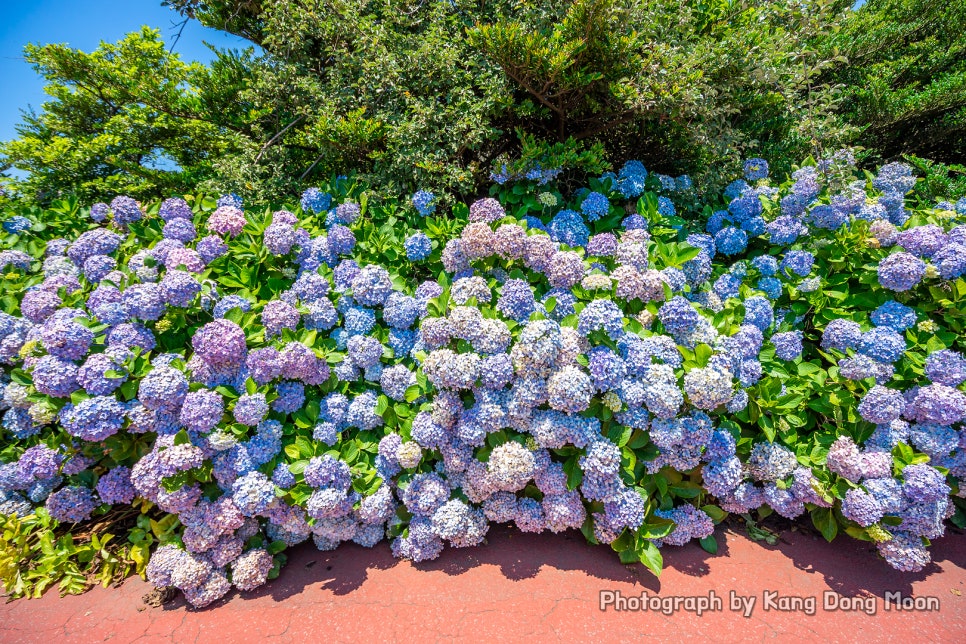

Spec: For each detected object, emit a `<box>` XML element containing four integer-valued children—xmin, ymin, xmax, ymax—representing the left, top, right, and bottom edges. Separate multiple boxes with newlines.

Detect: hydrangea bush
<box><xmin>1</xmin><ymin>155</ymin><xmax>964</xmax><ymax>606</ymax></box>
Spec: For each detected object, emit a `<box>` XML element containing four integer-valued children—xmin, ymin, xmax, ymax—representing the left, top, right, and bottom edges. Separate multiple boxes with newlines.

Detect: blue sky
<box><xmin>0</xmin><ymin>0</ymin><xmax>253</xmax><ymax>144</ymax></box>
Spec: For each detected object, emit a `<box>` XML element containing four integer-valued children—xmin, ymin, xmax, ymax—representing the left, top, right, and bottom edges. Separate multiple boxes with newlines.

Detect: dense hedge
<box><xmin>2</xmin><ymin>0</ymin><xmax>850</xmax><ymax>206</ymax></box>
<box><xmin>1</xmin><ymin>153</ymin><xmax>964</xmax><ymax>605</ymax></box>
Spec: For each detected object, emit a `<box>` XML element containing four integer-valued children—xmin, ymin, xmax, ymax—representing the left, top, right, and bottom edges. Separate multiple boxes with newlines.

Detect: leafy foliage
<box><xmin>0</xmin><ymin>28</ymin><xmax>251</xmax><ymax>206</ymax></box>
<box><xmin>824</xmin><ymin>0</ymin><xmax>966</xmax><ymax>164</ymax></box>
<box><xmin>0</xmin><ymin>0</ymin><xmax>844</xmax><ymax>203</ymax></box>
<box><xmin>1</xmin><ymin>152</ymin><xmax>964</xmax><ymax>603</ymax></box>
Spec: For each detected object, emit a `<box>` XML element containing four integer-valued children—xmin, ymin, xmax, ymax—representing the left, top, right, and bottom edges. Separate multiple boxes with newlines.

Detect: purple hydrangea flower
<box><xmin>46</xmin><ymin>486</ymin><xmax>99</xmax><ymax>523</ymax></box>
<box><xmin>159</xmin><ymin>198</ymin><xmax>193</xmax><ymax>222</ymax></box>
<box><xmin>109</xmin><ymin>196</ymin><xmax>143</xmax><ymax>227</ymax></box>
<box><xmin>261</xmin><ymin>300</ymin><xmax>300</xmax><ymax>338</ymax></box>
<box><xmin>207</xmin><ymin>206</ymin><xmax>247</xmax><ymax>237</ymax></box>
<box><xmin>878</xmin><ymin>252</ymin><xmax>925</xmax><ymax>292</ymax></box>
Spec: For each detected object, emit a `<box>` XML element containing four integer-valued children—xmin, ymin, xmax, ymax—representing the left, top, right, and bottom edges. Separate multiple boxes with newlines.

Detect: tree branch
<box><xmin>255</xmin><ymin>114</ymin><xmax>306</xmax><ymax>162</ymax></box>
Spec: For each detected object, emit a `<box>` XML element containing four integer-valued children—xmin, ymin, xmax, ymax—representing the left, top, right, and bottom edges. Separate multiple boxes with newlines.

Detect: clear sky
<box><xmin>0</xmin><ymin>0</ymin><xmax>253</xmax><ymax>144</ymax></box>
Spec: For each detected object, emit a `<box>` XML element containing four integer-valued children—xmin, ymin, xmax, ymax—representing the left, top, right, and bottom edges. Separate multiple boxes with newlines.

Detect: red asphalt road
<box><xmin>1</xmin><ymin>524</ymin><xmax>964</xmax><ymax>643</ymax></box>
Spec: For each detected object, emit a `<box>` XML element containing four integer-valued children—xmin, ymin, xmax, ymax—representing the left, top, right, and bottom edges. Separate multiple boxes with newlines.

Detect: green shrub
<box><xmin>3</xmin><ymin>1</ymin><xmax>854</xmax><ymax>205</ymax></box>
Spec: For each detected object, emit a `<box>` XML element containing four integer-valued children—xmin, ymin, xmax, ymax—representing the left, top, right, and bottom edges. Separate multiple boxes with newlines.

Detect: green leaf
<box><xmin>699</xmin><ymin>535</ymin><xmax>718</xmax><ymax>554</ymax></box>
<box><xmin>700</xmin><ymin>504</ymin><xmax>727</xmax><ymax>523</ymax></box>
<box><xmin>637</xmin><ymin>518</ymin><xmax>674</xmax><ymax>540</ymax></box>
<box><xmin>564</xmin><ymin>456</ymin><xmax>584</xmax><ymax>490</ymax></box>
<box><xmin>638</xmin><ymin>540</ymin><xmax>663</xmax><ymax>577</ymax></box>
<box><xmin>618</xmin><ymin>548</ymin><xmax>639</xmax><ymax>565</ymax></box>
<box><xmin>375</xmin><ymin>395</ymin><xmax>390</xmax><ymax>416</ymax></box>
<box><xmin>810</xmin><ymin>507</ymin><xmax>838</xmax><ymax>542</ymax></box>
<box><xmin>267</xmin><ymin>540</ymin><xmax>288</xmax><ymax>556</ymax></box>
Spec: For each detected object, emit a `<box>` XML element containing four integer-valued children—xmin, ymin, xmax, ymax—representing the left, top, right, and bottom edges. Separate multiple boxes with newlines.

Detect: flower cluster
<box><xmin>0</xmin><ymin>153</ymin><xmax>963</xmax><ymax>609</ymax></box>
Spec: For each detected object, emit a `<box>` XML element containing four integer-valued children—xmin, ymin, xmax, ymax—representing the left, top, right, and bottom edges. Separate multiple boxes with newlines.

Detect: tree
<box><xmin>0</xmin><ymin>28</ymin><xmax>251</xmax><ymax>205</ymax></box>
<box><xmin>823</xmin><ymin>0</ymin><xmax>966</xmax><ymax>164</ymax></box>
<box><xmin>4</xmin><ymin>2</ymin><xmax>856</xmax><ymax>206</ymax></box>
<box><xmin>469</xmin><ymin>0</ymin><xmax>852</xmax><ymax>182</ymax></box>
<box><xmin>164</xmin><ymin>0</ymin><xmax>851</xmax><ymax>201</ymax></box>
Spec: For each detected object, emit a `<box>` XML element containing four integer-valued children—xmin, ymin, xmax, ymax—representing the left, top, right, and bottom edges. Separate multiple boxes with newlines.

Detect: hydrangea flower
<box><xmin>45</xmin><ymin>486</ymin><xmax>99</xmax><ymax>523</ymax></box>
<box><xmin>207</xmin><ymin>206</ymin><xmax>247</xmax><ymax>237</ymax></box>
<box><xmin>878</xmin><ymin>252</ymin><xmax>925</xmax><ymax>291</ymax></box>
<box><xmin>404</xmin><ymin>232</ymin><xmax>432</xmax><ymax>261</ymax></box>
<box><xmin>548</xmin><ymin>210</ymin><xmax>590</xmax><ymax>247</ymax></box>
<box><xmin>743</xmin><ymin>158</ymin><xmax>769</xmax><ymax>181</ymax></box>
<box><xmin>301</xmin><ymin>188</ymin><xmax>332</xmax><ymax>213</ymax></box>
<box><xmin>412</xmin><ymin>190</ymin><xmax>436</xmax><ymax>217</ymax></box>
<box><xmin>468</xmin><ymin>198</ymin><xmax>505</xmax><ymax>224</ymax></box>
<box><xmin>771</xmin><ymin>331</ymin><xmax>802</xmax><ymax>360</ymax></box>
<box><xmin>110</xmin><ymin>196</ymin><xmax>143</xmax><ymax>227</ymax></box>
<box><xmin>580</xmin><ymin>192</ymin><xmax>610</xmax><ymax>221</ymax></box>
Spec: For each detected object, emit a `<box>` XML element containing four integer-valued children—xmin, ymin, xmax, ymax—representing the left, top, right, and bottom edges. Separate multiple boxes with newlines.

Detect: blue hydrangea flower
<box><xmin>581</xmin><ymin>192</ymin><xmax>610</xmax><ymax>221</ymax></box>
<box><xmin>877</xmin><ymin>252</ymin><xmax>925</xmax><ymax>292</ymax></box>
<box><xmin>548</xmin><ymin>210</ymin><xmax>590</xmax><ymax>247</ymax></box>
<box><xmin>301</xmin><ymin>188</ymin><xmax>332</xmax><ymax>214</ymax></box>
<box><xmin>714</xmin><ymin>227</ymin><xmax>748</xmax><ymax>256</ymax></box>
<box><xmin>771</xmin><ymin>331</ymin><xmax>803</xmax><ymax>360</ymax></box>
<box><xmin>404</xmin><ymin>232</ymin><xmax>432</xmax><ymax>261</ymax></box>
<box><xmin>412</xmin><ymin>190</ymin><xmax>436</xmax><ymax>216</ymax></box>
<box><xmin>743</xmin><ymin>158</ymin><xmax>769</xmax><ymax>181</ymax></box>
<box><xmin>780</xmin><ymin>250</ymin><xmax>814</xmax><ymax>277</ymax></box>
<box><xmin>3</xmin><ymin>216</ymin><xmax>32</xmax><ymax>234</ymax></box>
<box><xmin>870</xmin><ymin>300</ymin><xmax>916</xmax><ymax>331</ymax></box>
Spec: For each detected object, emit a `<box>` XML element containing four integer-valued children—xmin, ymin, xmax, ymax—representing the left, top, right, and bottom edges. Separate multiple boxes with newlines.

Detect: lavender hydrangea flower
<box><xmin>90</xmin><ymin>202</ymin><xmax>110</xmax><ymax>222</ymax></box>
<box><xmin>162</xmin><ymin>218</ymin><xmax>197</xmax><ymax>243</ymax></box>
<box><xmin>261</xmin><ymin>300</ymin><xmax>299</xmax><ymax>338</ymax></box>
<box><xmin>109</xmin><ymin>196</ymin><xmax>143</xmax><ymax>227</ymax></box>
<box><xmin>179</xmin><ymin>389</ymin><xmax>224</xmax><ymax>433</ymax></box>
<box><xmin>159</xmin><ymin>198</ymin><xmax>193</xmax><ymax>222</ymax></box>
<box><xmin>351</xmin><ymin>265</ymin><xmax>393</xmax><ymax>307</ymax></box>
<box><xmin>547</xmin><ymin>366</ymin><xmax>594</xmax><ymax>414</ymax></box>
<box><xmin>191</xmin><ymin>320</ymin><xmax>246</xmax><ymax>372</ymax></box>
<box><xmin>878</xmin><ymin>252</ymin><xmax>926</xmax><ymax>291</ymax></box>
<box><xmin>96</xmin><ymin>466</ymin><xmax>136</xmax><ymax>504</ymax></box>
<box><xmin>60</xmin><ymin>396</ymin><xmax>127</xmax><ymax>441</ymax></box>
<box><xmin>857</xmin><ymin>385</ymin><xmax>906</xmax><ymax>424</ymax></box>
<box><xmin>924</xmin><ymin>350</ymin><xmax>966</xmax><ymax>386</ymax></box>
<box><xmin>45</xmin><ymin>486</ymin><xmax>99</xmax><ymax>523</ymax></box>
<box><xmin>821</xmin><ymin>319</ymin><xmax>861</xmax><ymax>353</ymax></box>
<box><xmin>468</xmin><ymin>198</ymin><xmax>505</xmax><ymax>223</ymax></box>
<box><xmin>160</xmin><ymin>270</ymin><xmax>201</xmax><ymax>307</ymax></box>
<box><xmin>496</xmin><ymin>279</ymin><xmax>536</xmax><ymax>322</ymax></box>
<box><xmin>771</xmin><ymin>331</ymin><xmax>802</xmax><ymax>360</ymax></box>
<box><xmin>31</xmin><ymin>356</ymin><xmax>79</xmax><ymax>398</ymax></box>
